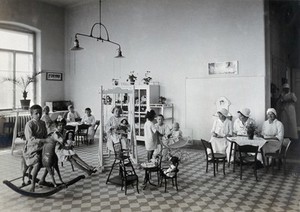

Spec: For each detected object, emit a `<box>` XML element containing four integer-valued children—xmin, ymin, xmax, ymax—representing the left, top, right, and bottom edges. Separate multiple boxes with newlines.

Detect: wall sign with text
<box><xmin>46</xmin><ymin>72</ymin><xmax>63</xmax><ymax>81</ymax></box>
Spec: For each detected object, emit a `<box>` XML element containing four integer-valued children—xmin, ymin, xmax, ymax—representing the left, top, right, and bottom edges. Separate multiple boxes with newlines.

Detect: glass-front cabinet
<box><xmin>113</xmin><ymin>84</ymin><xmax>173</xmax><ymax>141</ymax></box>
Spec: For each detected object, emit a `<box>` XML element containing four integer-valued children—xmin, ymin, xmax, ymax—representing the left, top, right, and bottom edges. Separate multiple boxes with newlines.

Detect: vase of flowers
<box><xmin>127</xmin><ymin>72</ymin><xmax>137</xmax><ymax>85</ymax></box>
<box><xmin>246</xmin><ymin>122</ymin><xmax>256</xmax><ymax>140</ymax></box>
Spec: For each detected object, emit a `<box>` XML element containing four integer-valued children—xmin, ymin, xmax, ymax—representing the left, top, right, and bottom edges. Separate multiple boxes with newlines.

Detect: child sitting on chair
<box><xmin>167</xmin><ymin>122</ymin><xmax>182</xmax><ymax>145</ymax></box>
<box><xmin>66</xmin><ymin>105</ymin><xmax>81</xmax><ymax>123</ymax></box>
<box><xmin>55</xmin><ymin>127</ymin><xmax>97</xmax><ymax>176</ymax></box>
<box><xmin>81</xmin><ymin>107</ymin><xmax>96</xmax><ymax>143</ymax></box>
<box><xmin>162</xmin><ymin>155</ymin><xmax>179</xmax><ymax>177</ymax></box>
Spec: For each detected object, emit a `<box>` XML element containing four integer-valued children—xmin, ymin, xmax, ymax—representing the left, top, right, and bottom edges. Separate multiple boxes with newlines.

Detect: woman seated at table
<box><xmin>259</xmin><ymin>108</ymin><xmax>284</xmax><ymax>156</ymax></box>
<box><xmin>67</xmin><ymin>105</ymin><xmax>81</xmax><ymax>122</ymax></box>
<box><xmin>105</xmin><ymin>106</ymin><xmax>130</xmax><ymax>153</ymax></box>
<box><xmin>233</xmin><ymin>108</ymin><xmax>256</xmax><ymax>136</ymax></box>
<box><xmin>209</xmin><ymin>108</ymin><xmax>233</xmax><ymax>160</ymax></box>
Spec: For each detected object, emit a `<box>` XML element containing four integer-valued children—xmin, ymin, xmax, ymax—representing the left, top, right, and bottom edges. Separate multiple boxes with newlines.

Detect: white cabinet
<box><xmin>113</xmin><ymin>84</ymin><xmax>173</xmax><ymax>141</ymax></box>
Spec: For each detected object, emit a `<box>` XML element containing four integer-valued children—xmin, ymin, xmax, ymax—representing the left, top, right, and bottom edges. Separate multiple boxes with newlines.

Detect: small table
<box><xmin>227</xmin><ymin>136</ymin><xmax>267</xmax><ymax>171</ymax></box>
<box><xmin>66</xmin><ymin>121</ymin><xmax>82</xmax><ymax>131</ymax></box>
<box><xmin>140</xmin><ymin>162</ymin><xmax>159</xmax><ymax>190</ymax></box>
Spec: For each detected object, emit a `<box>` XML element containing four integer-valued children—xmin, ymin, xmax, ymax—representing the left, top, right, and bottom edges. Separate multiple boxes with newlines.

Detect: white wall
<box><xmin>65</xmin><ymin>0</ymin><xmax>266</xmax><ymax>137</ymax></box>
<box><xmin>0</xmin><ymin>0</ymin><xmax>65</xmax><ymax>105</ymax></box>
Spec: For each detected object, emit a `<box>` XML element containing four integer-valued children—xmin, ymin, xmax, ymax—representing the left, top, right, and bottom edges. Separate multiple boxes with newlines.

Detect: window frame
<box><xmin>0</xmin><ymin>26</ymin><xmax>36</xmax><ymax>111</ymax></box>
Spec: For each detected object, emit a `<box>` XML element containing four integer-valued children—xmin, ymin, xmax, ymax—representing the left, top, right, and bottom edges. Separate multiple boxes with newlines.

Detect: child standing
<box><xmin>144</xmin><ymin>110</ymin><xmax>158</xmax><ymax>162</ymax></box>
<box><xmin>154</xmin><ymin>114</ymin><xmax>170</xmax><ymax>159</ymax></box>
<box><xmin>81</xmin><ymin>107</ymin><xmax>96</xmax><ymax>143</ymax></box>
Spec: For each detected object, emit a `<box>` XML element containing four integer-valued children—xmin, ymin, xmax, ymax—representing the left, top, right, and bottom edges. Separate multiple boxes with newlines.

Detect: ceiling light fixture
<box><xmin>70</xmin><ymin>0</ymin><xmax>124</xmax><ymax>58</ymax></box>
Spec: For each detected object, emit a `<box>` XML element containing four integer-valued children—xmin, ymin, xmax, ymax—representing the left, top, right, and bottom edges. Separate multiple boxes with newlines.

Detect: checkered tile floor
<box><xmin>0</xmin><ymin>140</ymin><xmax>300</xmax><ymax>212</ymax></box>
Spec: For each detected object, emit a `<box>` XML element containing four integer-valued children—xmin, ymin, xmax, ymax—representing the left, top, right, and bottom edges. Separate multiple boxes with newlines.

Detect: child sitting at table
<box><xmin>81</xmin><ymin>107</ymin><xmax>96</xmax><ymax>143</ymax></box>
<box><xmin>67</xmin><ymin>105</ymin><xmax>81</xmax><ymax>122</ymax></box>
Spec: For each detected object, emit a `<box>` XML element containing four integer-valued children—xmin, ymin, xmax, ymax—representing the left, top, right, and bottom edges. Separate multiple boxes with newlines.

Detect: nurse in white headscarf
<box><xmin>278</xmin><ymin>83</ymin><xmax>298</xmax><ymax>139</ymax></box>
<box><xmin>233</xmin><ymin>108</ymin><xmax>256</xmax><ymax>136</ymax></box>
<box><xmin>209</xmin><ymin>108</ymin><xmax>233</xmax><ymax>160</ymax></box>
<box><xmin>261</xmin><ymin>108</ymin><xmax>284</xmax><ymax>155</ymax></box>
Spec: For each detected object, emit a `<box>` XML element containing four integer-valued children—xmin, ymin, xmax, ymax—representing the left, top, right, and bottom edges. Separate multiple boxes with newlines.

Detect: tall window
<box><xmin>0</xmin><ymin>28</ymin><xmax>35</xmax><ymax>110</ymax></box>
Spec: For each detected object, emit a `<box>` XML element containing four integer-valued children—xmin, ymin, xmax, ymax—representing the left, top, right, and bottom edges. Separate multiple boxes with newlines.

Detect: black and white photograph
<box><xmin>0</xmin><ymin>0</ymin><xmax>300</xmax><ymax>211</ymax></box>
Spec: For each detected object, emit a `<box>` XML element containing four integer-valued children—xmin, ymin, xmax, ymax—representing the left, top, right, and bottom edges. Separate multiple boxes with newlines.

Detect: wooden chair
<box><xmin>265</xmin><ymin>138</ymin><xmax>291</xmax><ymax>174</ymax></box>
<box><xmin>120</xmin><ymin>157</ymin><xmax>139</xmax><ymax>195</ymax></box>
<box><xmin>160</xmin><ymin>156</ymin><xmax>180</xmax><ymax>192</ymax></box>
<box><xmin>201</xmin><ymin>139</ymin><xmax>226</xmax><ymax>177</ymax></box>
<box><xmin>75</xmin><ymin>124</ymin><xmax>89</xmax><ymax>145</ymax></box>
<box><xmin>94</xmin><ymin>120</ymin><xmax>100</xmax><ymax>134</ymax></box>
<box><xmin>149</xmin><ymin>154</ymin><xmax>163</xmax><ymax>185</ymax></box>
<box><xmin>236</xmin><ymin>144</ymin><xmax>259</xmax><ymax>181</ymax></box>
<box><xmin>106</xmin><ymin>142</ymin><xmax>138</xmax><ymax>195</ymax></box>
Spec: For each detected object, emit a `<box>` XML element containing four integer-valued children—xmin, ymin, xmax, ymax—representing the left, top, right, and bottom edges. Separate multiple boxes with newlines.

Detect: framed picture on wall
<box><xmin>46</xmin><ymin>72</ymin><xmax>63</xmax><ymax>81</ymax></box>
<box><xmin>208</xmin><ymin>61</ymin><xmax>238</xmax><ymax>75</ymax></box>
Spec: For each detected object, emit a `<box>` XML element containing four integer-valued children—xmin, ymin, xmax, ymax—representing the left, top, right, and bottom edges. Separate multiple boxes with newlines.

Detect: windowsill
<box><xmin>0</xmin><ymin>109</ymin><xmax>30</xmax><ymax>116</ymax></box>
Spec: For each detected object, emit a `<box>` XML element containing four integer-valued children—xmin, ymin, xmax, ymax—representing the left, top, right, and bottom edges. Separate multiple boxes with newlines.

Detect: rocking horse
<box><xmin>3</xmin><ymin>131</ymin><xmax>85</xmax><ymax>197</ymax></box>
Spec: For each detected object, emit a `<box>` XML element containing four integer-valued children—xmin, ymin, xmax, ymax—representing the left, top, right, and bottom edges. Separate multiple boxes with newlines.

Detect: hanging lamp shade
<box><xmin>115</xmin><ymin>49</ymin><xmax>124</xmax><ymax>58</ymax></box>
<box><xmin>70</xmin><ymin>0</ymin><xmax>123</xmax><ymax>58</ymax></box>
<box><xmin>70</xmin><ymin>38</ymin><xmax>84</xmax><ymax>51</ymax></box>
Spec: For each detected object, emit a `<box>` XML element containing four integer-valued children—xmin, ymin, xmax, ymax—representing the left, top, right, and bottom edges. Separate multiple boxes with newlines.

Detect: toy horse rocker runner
<box><xmin>3</xmin><ymin>131</ymin><xmax>85</xmax><ymax>197</ymax></box>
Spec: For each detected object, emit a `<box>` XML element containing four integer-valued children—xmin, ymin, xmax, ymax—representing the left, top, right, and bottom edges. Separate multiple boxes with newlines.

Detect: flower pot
<box><xmin>20</xmin><ymin>99</ymin><xmax>31</xmax><ymax>110</ymax></box>
<box><xmin>247</xmin><ymin>131</ymin><xmax>254</xmax><ymax>140</ymax></box>
<box><xmin>129</xmin><ymin>81</ymin><xmax>135</xmax><ymax>85</ymax></box>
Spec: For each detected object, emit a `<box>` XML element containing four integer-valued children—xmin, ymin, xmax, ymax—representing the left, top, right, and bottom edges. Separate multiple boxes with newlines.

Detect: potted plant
<box><xmin>2</xmin><ymin>71</ymin><xmax>43</xmax><ymax>109</ymax></box>
<box><xmin>142</xmin><ymin>71</ymin><xmax>152</xmax><ymax>85</ymax></box>
<box><xmin>158</xmin><ymin>96</ymin><xmax>167</xmax><ymax>104</ymax></box>
<box><xmin>127</xmin><ymin>71</ymin><xmax>137</xmax><ymax>85</ymax></box>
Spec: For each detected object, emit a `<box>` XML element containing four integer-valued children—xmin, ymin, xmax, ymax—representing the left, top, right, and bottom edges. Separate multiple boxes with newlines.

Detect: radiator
<box><xmin>5</xmin><ymin>114</ymin><xmax>31</xmax><ymax>133</ymax></box>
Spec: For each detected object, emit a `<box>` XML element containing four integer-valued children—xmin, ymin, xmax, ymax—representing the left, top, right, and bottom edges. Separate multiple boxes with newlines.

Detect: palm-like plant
<box><xmin>2</xmin><ymin>71</ymin><xmax>43</xmax><ymax>100</ymax></box>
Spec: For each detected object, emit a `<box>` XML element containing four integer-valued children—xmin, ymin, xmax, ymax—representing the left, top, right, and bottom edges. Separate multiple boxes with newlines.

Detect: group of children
<box><xmin>41</xmin><ymin>105</ymin><xmax>96</xmax><ymax>144</ymax></box>
<box><xmin>23</xmin><ymin>105</ymin><xmax>97</xmax><ymax>178</ymax></box>
<box><xmin>144</xmin><ymin>110</ymin><xmax>183</xmax><ymax>162</ymax></box>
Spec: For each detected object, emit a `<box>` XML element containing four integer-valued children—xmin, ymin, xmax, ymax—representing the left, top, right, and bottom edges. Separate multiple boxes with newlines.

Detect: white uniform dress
<box><xmin>279</xmin><ymin>92</ymin><xmax>298</xmax><ymax>139</ymax></box>
<box><xmin>144</xmin><ymin>120</ymin><xmax>158</xmax><ymax>151</ymax></box>
<box><xmin>81</xmin><ymin>114</ymin><xmax>96</xmax><ymax>140</ymax></box>
<box><xmin>233</xmin><ymin>118</ymin><xmax>255</xmax><ymax>136</ymax></box>
<box><xmin>209</xmin><ymin>118</ymin><xmax>233</xmax><ymax>160</ymax></box>
<box><xmin>105</xmin><ymin>115</ymin><xmax>124</xmax><ymax>151</ymax></box>
<box><xmin>261</xmin><ymin>119</ymin><xmax>284</xmax><ymax>154</ymax></box>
